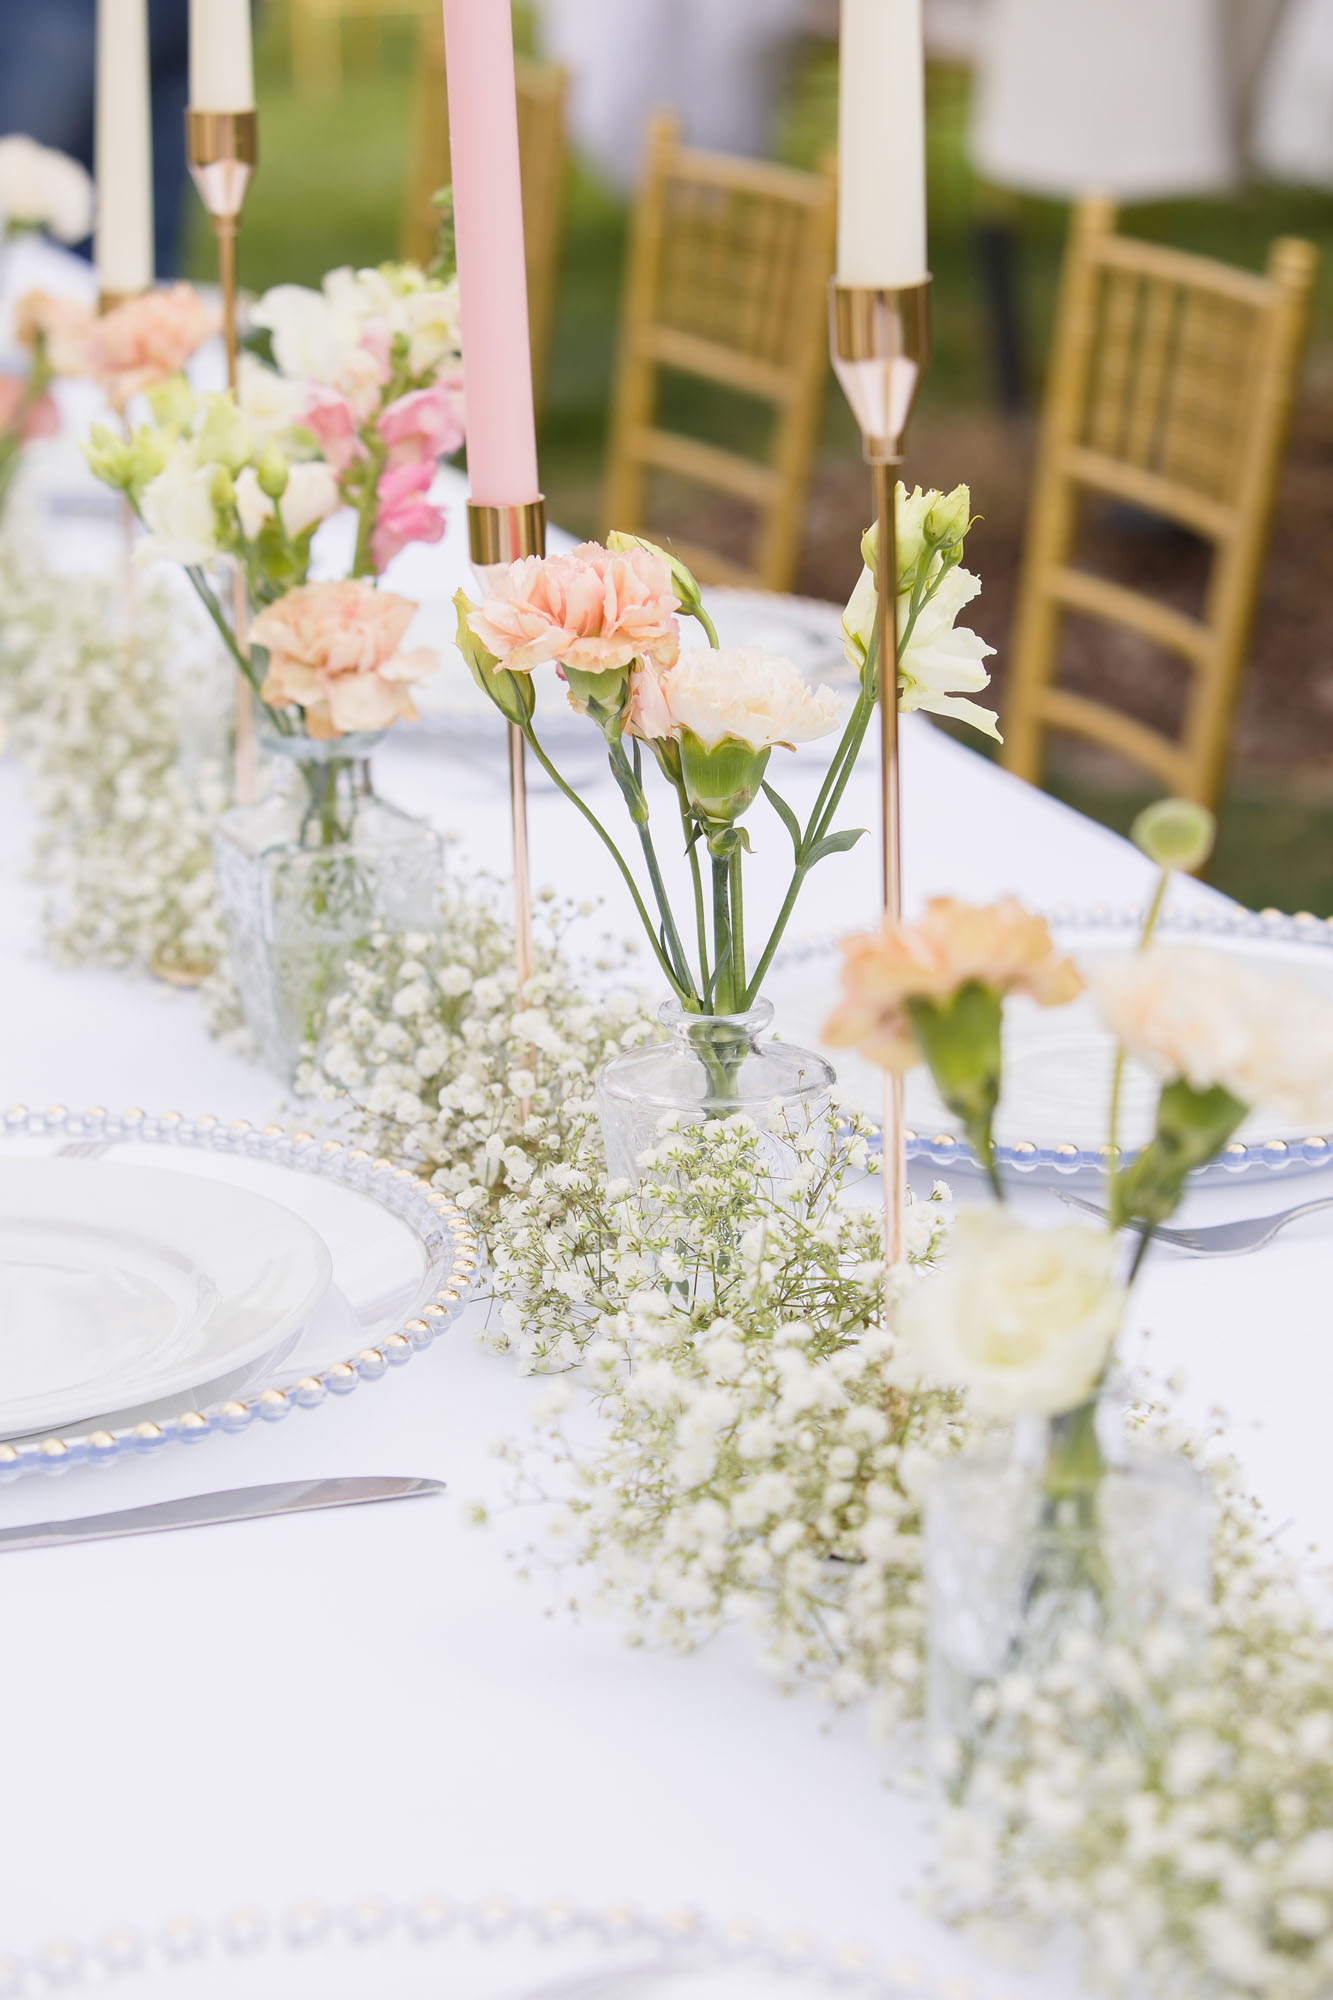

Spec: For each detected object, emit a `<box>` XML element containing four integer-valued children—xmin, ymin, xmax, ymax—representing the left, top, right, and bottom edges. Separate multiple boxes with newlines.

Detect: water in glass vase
<box><xmin>212</xmin><ymin>730</ymin><xmax>442</xmax><ymax>1082</ymax></box>
<box><xmin>596</xmin><ymin>996</ymin><xmax>835</xmax><ymax>1186</ymax></box>
<box><xmin>925</xmin><ymin>1388</ymin><xmax>1211</xmax><ymax>1796</ymax></box>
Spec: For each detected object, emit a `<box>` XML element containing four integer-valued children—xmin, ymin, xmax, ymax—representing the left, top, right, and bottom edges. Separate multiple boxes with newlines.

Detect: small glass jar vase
<box><xmin>595</xmin><ymin>996</ymin><xmax>835</xmax><ymax>1185</ymax></box>
<box><xmin>211</xmin><ymin>729</ymin><xmax>443</xmax><ymax>1082</ymax></box>
<box><xmin>925</xmin><ymin>1389</ymin><xmax>1211</xmax><ymax>1795</ymax></box>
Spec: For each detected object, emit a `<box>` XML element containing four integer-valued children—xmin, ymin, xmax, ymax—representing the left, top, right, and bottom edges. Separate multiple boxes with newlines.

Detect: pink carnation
<box><xmin>467</xmin><ymin>541</ymin><xmax>680</xmax><ymax>676</ymax></box>
<box><xmin>378</xmin><ymin>377</ymin><xmax>465</xmax><ymax>471</ymax></box>
<box><xmin>251</xmin><ymin>579</ymin><xmax>436</xmax><ymax>740</ymax></box>
<box><xmin>304</xmin><ymin>386</ymin><xmax>366</xmax><ymax>472</ymax></box>
<box><xmin>370</xmin><ymin>461</ymin><xmax>446</xmax><ymax>571</ymax></box>
<box><xmin>85</xmin><ymin>283</ymin><xmax>217</xmax><ymax>408</ymax></box>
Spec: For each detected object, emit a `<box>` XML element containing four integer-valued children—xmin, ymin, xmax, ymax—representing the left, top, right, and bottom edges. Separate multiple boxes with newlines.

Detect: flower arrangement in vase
<box><xmin>455</xmin><ymin>486</ymin><xmax>999</xmax><ymax>1181</ymax></box>
<box><xmin>0</xmin><ymin>135</ymin><xmax>95</xmax><ymax>519</ymax></box>
<box><xmin>82</xmin><ymin>257</ymin><xmax>468</xmax><ymax>1078</ymax></box>
<box><xmin>825</xmin><ymin>800</ymin><xmax>1333</xmax><ymax>1790</ymax></box>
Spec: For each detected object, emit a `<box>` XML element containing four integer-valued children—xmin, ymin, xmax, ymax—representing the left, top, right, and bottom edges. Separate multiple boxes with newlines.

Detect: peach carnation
<box><xmin>85</xmin><ymin>284</ymin><xmax>217</xmax><ymax>408</ymax></box>
<box><xmin>824</xmin><ymin>896</ymin><xmax>1083</xmax><ymax>1073</ymax></box>
<box><xmin>251</xmin><ymin>580</ymin><xmax>436</xmax><ymax>740</ymax></box>
<box><xmin>467</xmin><ymin>540</ymin><xmax>679</xmax><ymax>676</ymax></box>
<box><xmin>14</xmin><ymin>290</ymin><xmax>95</xmax><ymax>376</ymax></box>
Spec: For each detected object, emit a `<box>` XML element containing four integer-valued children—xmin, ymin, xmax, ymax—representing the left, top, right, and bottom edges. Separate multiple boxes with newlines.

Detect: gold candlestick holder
<box><xmin>829</xmin><ymin>278</ymin><xmax>932</xmax><ymax>1267</ymax></box>
<box><xmin>468</xmin><ymin>497</ymin><xmax>547</xmax><ymax>1002</ymax></box>
<box><xmin>186</xmin><ymin>107</ymin><xmax>258</xmax><ymax>805</ymax></box>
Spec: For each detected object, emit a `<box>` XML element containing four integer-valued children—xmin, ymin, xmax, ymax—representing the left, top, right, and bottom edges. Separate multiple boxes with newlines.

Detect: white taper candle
<box><xmin>95</xmin><ymin>0</ymin><xmax>155</xmax><ymax>294</ymax></box>
<box><xmin>836</xmin><ymin>0</ymin><xmax>928</xmax><ymax>287</ymax></box>
<box><xmin>189</xmin><ymin>0</ymin><xmax>256</xmax><ymax>113</ymax></box>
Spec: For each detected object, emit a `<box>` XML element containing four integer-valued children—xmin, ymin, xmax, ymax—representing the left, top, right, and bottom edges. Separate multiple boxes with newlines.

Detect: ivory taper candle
<box><xmin>439</xmin><ymin>0</ymin><xmax>540</xmax><ymax>507</ymax></box>
<box><xmin>95</xmin><ymin>0</ymin><xmax>155</xmax><ymax>294</ymax></box>
<box><xmin>189</xmin><ymin>0</ymin><xmax>255</xmax><ymax>112</ymax></box>
<box><xmin>836</xmin><ymin>0</ymin><xmax>928</xmax><ymax>286</ymax></box>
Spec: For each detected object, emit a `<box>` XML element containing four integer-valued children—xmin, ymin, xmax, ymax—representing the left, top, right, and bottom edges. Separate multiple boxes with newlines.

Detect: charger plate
<box><xmin>0</xmin><ymin>1107</ymin><xmax>480</xmax><ymax>1481</ymax></box>
<box><xmin>773</xmin><ymin>904</ymin><xmax>1333</xmax><ymax>1183</ymax></box>
<box><xmin>0</xmin><ymin>1892</ymin><xmax>994</xmax><ymax>2000</ymax></box>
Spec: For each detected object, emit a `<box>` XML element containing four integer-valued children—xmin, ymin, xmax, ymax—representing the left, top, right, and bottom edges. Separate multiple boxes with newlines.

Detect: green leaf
<box><xmin>804</xmin><ymin>826</ymin><xmax>867</xmax><ymax>868</ymax></box>
<box><xmin>762</xmin><ymin>781</ymin><xmax>802</xmax><ymax>857</ymax></box>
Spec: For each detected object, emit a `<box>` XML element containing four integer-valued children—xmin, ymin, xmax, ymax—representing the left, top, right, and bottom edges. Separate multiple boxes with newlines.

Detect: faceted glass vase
<box><xmin>924</xmin><ymin>1392</ymin><xmax>1211</xmax><ymax>1794</ymax></box>
<box><xmin>595</xmin><ymin>996</ymin><xmax>835</xmax><ymax>1185</ymax></box>
<box><xmin>211</xmin><ymin>731</ymin><xmax>443</xmax><ymax>1083</ymax></box>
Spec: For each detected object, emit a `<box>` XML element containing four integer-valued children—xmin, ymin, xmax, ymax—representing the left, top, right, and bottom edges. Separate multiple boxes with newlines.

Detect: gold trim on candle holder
<box><xmin>828</xmin><ymin>279</ymin><xmax>934</xmax><ymax>1267</ymax></box>
<box><xmin>466</xmin><ymin>499</ymin><xmax>547</xmax><ymax>1004</ymax></box>
<box><xmin>186</xmin><ymin>107</ymin><xmax>259</xmax><ymax>806</ymax></box>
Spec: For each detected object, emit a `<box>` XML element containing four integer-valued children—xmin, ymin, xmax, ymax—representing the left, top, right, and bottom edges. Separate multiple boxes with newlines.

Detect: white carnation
<box><xmin>662</xmin><ymin>645</ymin><xmax>843</xmax><ymax>752</ymax></box>
<box><xmin>0</xmin><ymin>135</ymin><xmax>93</xmax><ymax>242</ymax></box>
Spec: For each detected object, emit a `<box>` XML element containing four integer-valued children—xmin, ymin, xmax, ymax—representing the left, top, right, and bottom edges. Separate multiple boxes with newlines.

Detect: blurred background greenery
<box><xmin>198</xmin><ymin>5</ymin><xmax>1333</xmax><ymax>914</ymax></box>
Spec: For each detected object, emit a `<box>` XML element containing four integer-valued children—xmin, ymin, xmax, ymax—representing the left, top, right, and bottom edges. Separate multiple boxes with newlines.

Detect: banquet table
<box><xmin>1</xmin><ymin>305</ymin><xmax>1331</xmax><ymax>1998</ymax></box>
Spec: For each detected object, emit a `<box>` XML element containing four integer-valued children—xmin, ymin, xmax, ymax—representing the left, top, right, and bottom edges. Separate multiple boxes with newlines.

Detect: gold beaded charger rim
<box><xmin>0</xmin><ymin>1106</ymin><xmax>480</xmax><ymax>1478</ymax></box>
<box><xmin>770</xmin><ymin>902</ymin><xmax>1333</xmax><ymax>1183</ymax></box>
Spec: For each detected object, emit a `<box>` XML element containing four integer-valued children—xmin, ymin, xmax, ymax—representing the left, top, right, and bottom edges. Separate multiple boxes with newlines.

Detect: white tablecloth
<box><xmin>1</xmin><ymin>368</ymin><xmax>1330</xmax><ymax>1998</ymax></box>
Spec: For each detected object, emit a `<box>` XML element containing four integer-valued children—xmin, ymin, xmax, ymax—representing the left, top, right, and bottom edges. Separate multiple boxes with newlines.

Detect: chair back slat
<box><xmin>401</xmin><ymin>15</ymin><xmax>567</xmax><ymax>416</ymax></box>
<box><xmin>604</xmin><ymin>112</ymin><xmax>836</xmax><ymax>593</ymax></box>
<box><xmin>1003</xmin><ymin>198</ymin><xmax>1317</xmax><ymax>813</ymax></box>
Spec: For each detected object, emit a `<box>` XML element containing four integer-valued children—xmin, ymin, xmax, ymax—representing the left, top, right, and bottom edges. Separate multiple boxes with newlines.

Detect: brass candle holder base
<box><xmin>186</xmin><ymin>107</ymin><xmax>258</xmax><ymax>805</ymax></box>
<box><xmin>829</xmin><ymin>278</ymin><xmax>933</xmax><ymax>1268</ymax></box>
<box><xmin>467</xmin><ymin>498</ymin><xmax>547</xmax><ymax>1000</ymax></box>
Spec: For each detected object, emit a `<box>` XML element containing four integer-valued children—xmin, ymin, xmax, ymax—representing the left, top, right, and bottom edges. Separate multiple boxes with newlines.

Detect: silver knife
<box><xmin>0</xmin><ymin>1475</ymin><xmax>445</xmax><ymax>1553</ymax></box>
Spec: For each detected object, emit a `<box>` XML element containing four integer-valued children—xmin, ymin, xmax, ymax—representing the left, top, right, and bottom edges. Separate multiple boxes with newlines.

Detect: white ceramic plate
<box><xmin>0</xmin><ymin>1159</ymin><xmax>332</xmax><ymax>1438</ymax></box>
<box><xmin>773</xmin><ymin>906</ymin><xmax>1333</xmax><ymax>1181</ymax></box>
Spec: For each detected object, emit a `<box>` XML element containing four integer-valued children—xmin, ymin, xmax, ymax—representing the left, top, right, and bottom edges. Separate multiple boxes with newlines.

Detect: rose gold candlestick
<box><xmin>829</xmin><ymin>279</ymin><xmax>932</xmax><ymax>1267</ymax></box>
<box><xmin>468</xmin><ymin>497</ymin><xmax>547</xmax><ymax>1001</ymax></box>
<box><xmin>186</xmin><ymin>108</ymin><xmax>258</xmax><ymax>805</ymax></box>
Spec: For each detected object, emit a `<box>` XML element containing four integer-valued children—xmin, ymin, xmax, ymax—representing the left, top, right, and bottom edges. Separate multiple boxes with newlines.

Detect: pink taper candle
<box><xmin>440</xmin><ymin>0</ymin><xmax>541</xmax><ymax>507</ymax></box>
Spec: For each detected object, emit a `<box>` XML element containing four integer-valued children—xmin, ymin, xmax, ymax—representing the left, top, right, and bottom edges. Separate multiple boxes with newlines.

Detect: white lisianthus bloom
<box><xmin>395</xmin><ymin>281</ymin><xmax>463</xmax><ymax>377</ymax></box>
<box><xmin>134</xmin><ymin>447</ymin><xmax>223</xmax><ymax>567</ymax></box>
<box><xmin>661</xmin><ymin>645</ymin><xmax>844</xmax><ymax>751</ymax></box>
<box><xmin>842</xmin><ymin>562</ymin><xmax>1000</xmax><ymax>742</ymax></box>
<box><xmin>235</xmin><ymin>460</ymin><xmax>342</xmax><ymax>540</ymax></box>
<box><xmin>237</xmin><ymin>355</ymin><xmax>310</xmax><ymax>440</ymax></box>
<box><xmin>0</xmin><ymin>135</ymin><xmax>93</xmax><ymax>243</ymax></box>
<box><xmin>1090</xmin><ymin>946</ymin><xmax>1333</xmax><ymax>1126</ymax></box>
<box><xmin>894</xmin><ymin>1210</ymin><xmax>1123</xmax><ymax>1417</ymax></box>
<box><xmin>250</xmin><ymin>283</ymin><xmax>363</xmax><ymax>390</ymax></box>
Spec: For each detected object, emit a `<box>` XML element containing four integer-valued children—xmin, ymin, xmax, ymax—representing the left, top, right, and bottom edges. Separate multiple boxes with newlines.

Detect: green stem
<box><xmin>350</xmin><ymin>440</ymin><xmax>387</xmax><ymax>579</ymax></box>
<box><xmin>729</xmin><ymin>844</ymin><xmax>746</xmax><ymax>1001</ymax></box>
<box><xmin>673</xmin><ymin>773</ymin><xmax>710</xmax><ymax>998</ymax></box>
<box><xmin>686</xmin><ymin>601</ymin><xmax>721</xmax><ymax>648</ymax></box>
<box><xmin>521</xmin><ymin>724</ymin><xmax>690</xmax><ymax>1000</ymax></box>
<box><xmin>611</xmin><ymin>740</ymin><xmax>695</xmax><ymax>998</ymax></box>
<box><xmin>180</xmin><ymin>562</ymin><xmax>293</xmax><ymax>735</ymax></box>
<box><xmin>1108</xmin><ymin>865</ymin><xmax>1171</xmax><ymax>1228</ymax></box>
<box><xmin>712</xmin><ymin>851</ymin><xmax>734</xmax><ymax>1012</ymax></box>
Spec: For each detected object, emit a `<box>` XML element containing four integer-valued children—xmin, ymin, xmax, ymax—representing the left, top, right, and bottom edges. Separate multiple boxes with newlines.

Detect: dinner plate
<box><xmin>0</xmin><ymin>1159</ymin><xmax>333</xmax><ymax>1439</ymax></box>
<box><xmin>772</xmin><ymin>904</ymin><xmax>1333</xmax><ymax>1182</ymax></box>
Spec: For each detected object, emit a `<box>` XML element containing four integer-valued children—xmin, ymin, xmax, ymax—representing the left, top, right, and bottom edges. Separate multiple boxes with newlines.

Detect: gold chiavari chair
<box><xmin>1003</xmin><ymin>197</ymin><xmax>1318</xmax><ymax>812</ymax></box>
<box><xmin>287</xmin><ymin>0</ymin><xmax>436</xmax><ymax>94</ymax></box>
<box><xmin>400</xmin><ymin>10</ymin><xmax>568</xmax><ymax>417</ymax></box>
<box><xmin>604</xmin><ymin>112</ymin><xmax>837</xmax><ymax>593</ymax></box>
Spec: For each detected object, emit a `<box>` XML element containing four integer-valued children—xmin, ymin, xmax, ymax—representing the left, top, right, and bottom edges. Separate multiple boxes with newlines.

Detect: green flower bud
<box><xmin>145</xmin><ymin>373</ymin><xmax>196</xmax><ymax>433</ymax></box>
<box><xmin>83</xmin><ymin>422</ymin><xmax>170</xmax><ymax>500</ymax></box>
<box><xmin>209</xmin><ymin>464</ymin><xmax>235</xmax><ymax>510</ymax></box>
<box><xmin>193</xmin><ymin>392</ymin><xmax>255</xmax><ymax>474</ymax></box>
<box><xmin>861</xmin><ymin>481</ymin><xmax>973</xmax><ymax>589</ymax></box>
<box><xmin>1131</xmin><ymin>798</ymin><xmax>1216</xmax><ymax>874</ymax></box>
<box><xmin>606</xmin><ymin>529</ymin><xmax>704</xmax><ymax>613</ymax></box>
<box><xmin>453</xmin><ymin>590</ymin><xmax>535</xmax><ymax>729</ymax></box>
<box><xmin>256</xmin><ymin>443</ymin><xmax>290</xmax><ymax>501</ymax></box>
<box><xmin>678</xmin><ymin>731</ymin><xmax>770</xmax><ymax>824</ymax></box>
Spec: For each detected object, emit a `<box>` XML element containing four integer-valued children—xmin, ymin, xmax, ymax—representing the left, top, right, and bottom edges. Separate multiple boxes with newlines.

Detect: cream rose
<box><xmin>657</xmin><ymin>645</ymin><xmax>844</xmax><ymax>752</ymax></box>
<box><xmin>895</xmin><ymin>1210</ymin><xmax>1123</xmax><ymax>1418</ymax></box>
<box><xmin>1091</xmin><ymin>947</ymin><xmax>1333</xmax><ymax>1127</ymax></box>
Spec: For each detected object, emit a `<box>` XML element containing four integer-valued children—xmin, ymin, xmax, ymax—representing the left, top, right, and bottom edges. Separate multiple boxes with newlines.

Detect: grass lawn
<box><xmin>204</xmin><ymin>8</ymin><xmax>1333</xmax><ymax>913</ymax></box>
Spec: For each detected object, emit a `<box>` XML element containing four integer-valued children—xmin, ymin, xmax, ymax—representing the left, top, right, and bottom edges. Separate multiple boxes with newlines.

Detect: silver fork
<box><xmin>1058</xmin><ymin>1189</ymin><xmax>1333</xmax><ymax>1255</ymax></box>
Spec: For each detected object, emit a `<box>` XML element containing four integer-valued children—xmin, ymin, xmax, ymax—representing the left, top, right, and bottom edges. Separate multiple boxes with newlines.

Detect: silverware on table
<box><xmin>0</xmin><ymin>1474</ymin><xmax>444</xmax><ymax>1553</ymax></box>
<box><xmin>1057</xmin><ymin>1189</ymin><xmax>1333</xmax><ymax>1255</ymax></box>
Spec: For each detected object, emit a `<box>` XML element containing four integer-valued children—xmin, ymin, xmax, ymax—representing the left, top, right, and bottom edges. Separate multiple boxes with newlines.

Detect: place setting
<box><xmin>1</xmin><ymin>1</ymin><xmax>1333</xmax><ymax>1996</ymax></box>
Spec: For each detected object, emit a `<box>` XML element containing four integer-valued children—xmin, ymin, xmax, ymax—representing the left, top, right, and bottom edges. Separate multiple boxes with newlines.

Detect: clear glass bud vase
<box><xmin>211</xmin><ymin>729</ymin><xmax>443</xmax><ymax>1082</ymax></box>
<box><xmin>595</xmin><ymin>996</ymin><xmax>835</xmax><ymax>1185</ymax></box>
<box><xmin>925</xmin><ymin>1386</ymin><xmax>1211</xmax><ymax>1796</ymax></box>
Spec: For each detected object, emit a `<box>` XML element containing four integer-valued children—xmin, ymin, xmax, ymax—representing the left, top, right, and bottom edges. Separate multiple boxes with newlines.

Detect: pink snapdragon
<box><xmin>378</xmin><ymin>376</ymin><xmax>465</xmax><ymax>471</ymax></box>
<box><xmin>303</xmin><ymin>387</ymin><xmax>365</xmax><ymax>473</ymax></box>
<box><xmin>467</xmin><ymin>541</ymin><xmax>680</xmax><ymax>676</ymax></box>
<box><xmin>370</xmin><ymin>461</ymin><xmax>446</xmax><ymax>571</ymax></box>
